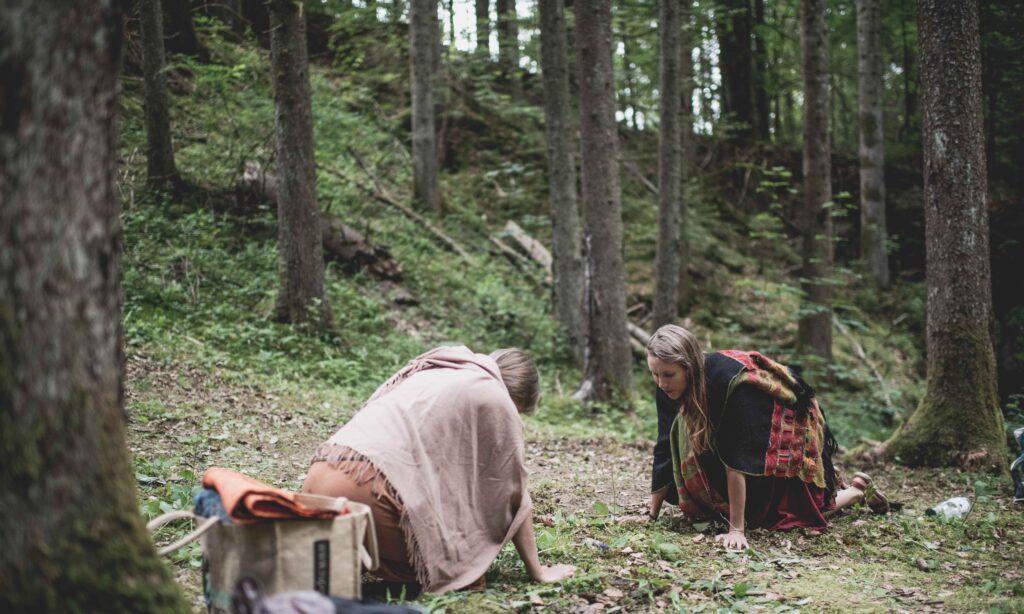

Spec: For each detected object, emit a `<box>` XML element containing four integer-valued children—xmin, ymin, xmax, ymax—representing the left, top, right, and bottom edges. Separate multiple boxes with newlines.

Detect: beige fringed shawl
<box><xmin>313</xmin><ymin>346</ymin><xmax>531</xmax><ymax>593</ymax></box>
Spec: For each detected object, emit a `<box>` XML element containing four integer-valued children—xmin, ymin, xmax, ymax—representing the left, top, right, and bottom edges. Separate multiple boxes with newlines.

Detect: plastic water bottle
<box><xmin>1011</xmin><ymin>427</ymin><xmax>1024</xmax><ymax>503</ymax></box>
<box><xmin>926</xmin><ymin>496</ymin><xmax>972</xmax><ymax>520</ymax></box>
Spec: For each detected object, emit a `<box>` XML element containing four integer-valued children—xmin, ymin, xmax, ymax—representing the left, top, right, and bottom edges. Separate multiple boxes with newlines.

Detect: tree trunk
<box><xmin>797</xmin><ymin>0</ymin><xmax>833</xmax><ymax>361</ymax></box>
<box><xmin>0</xmin><ymin>2</ymin><xmax>186</xmax><ymax>610</ymax></box>
<box><xmin>886</xmin><ymin>0</ymin><xmax>1005</xmax><ymax>471</ymax></box>
<box><xmin>619</xmin><ymin>11</ymin><xmax>637</xmax><ymax>130</ymax></box>
<box><xmin>653</xmin><ymin>0</ymin><xmax>681</xmax><ymax>328</ymax></box>
<box><xmin>678</xmin><ymin>0</ymin><xmax>694</xmax><ymax>307</ymax></box>
<box><xmin>753</xmin><ymin>0</ymin><xmax>770</xmax><ymax>141</ymax></box>
<box><xmin>269</xmin><ymin>0</ymin><xmax>331</xmax><ymax>326</ymax></box>
<box><xmin>140</xmin><ymin>0</ymin><xmax>180</xmax><ymax>191</ymax></box>
<box><xmin>162</xmin><ymin>0</ymin><xmax>205</xmax><ymax>57</ymax></box>
<box><xmin>856</xmin><ymin>0</ymin><xmax>889</xmax><ymax>286</ymax></box>
<box><xmin>496</xmin><ymin>0</ymin><xmax>522</xmax><ymax>100</ymax></box>
<box><xmin>475</xmin><ymin>0</ymin><xmax>490</xmax><ymax>57</ymax></box>
<box><xmin>410</xmin><ymin>0</ymin><xmax>439</xmax><ymax>210</ymax></box>
<box><xmin>575</xmin><ymin>0</ymin><xmax>634</xmax><ymax>403</ymax></box>
<box><xmin>539</xmin><ymin>0</ymin><xmax>585</xmax><ymax>364</ymax></box>
<box><xmin>716</xmin><ymin>0</ymin><xmax>755</xmax><ymax>139</ymax></box>
<box><xmin>898</xmin><ymin>3</ymin><xmax>916</xmax><ymax>141</ymax></box>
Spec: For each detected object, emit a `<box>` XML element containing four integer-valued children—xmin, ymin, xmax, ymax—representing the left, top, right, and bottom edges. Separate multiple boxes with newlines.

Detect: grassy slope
<box><xmin>122</xmin><ymin>19</ymin><xmax>1023</xmax><ymax>613</ymax></box>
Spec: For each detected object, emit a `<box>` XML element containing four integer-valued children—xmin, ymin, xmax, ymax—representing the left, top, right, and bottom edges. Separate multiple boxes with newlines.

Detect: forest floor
<box><xmin>132</xmin><ymin>353</ymin><xmax>1024</xmax><ymax>614</ymax></box>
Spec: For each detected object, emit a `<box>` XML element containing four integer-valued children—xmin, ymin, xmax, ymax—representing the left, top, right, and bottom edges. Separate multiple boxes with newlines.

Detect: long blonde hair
<box><xmin>490</xmin><ymin>348</ymin><xmax>540</xmax><ymax>415</ymax></box>
<box><xmin>646</xmin><ymin>325</ymin><xmax>711</xmax><ymax>454</ymax></box>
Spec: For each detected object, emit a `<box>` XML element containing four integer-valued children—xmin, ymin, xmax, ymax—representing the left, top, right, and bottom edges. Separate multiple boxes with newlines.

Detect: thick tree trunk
<box><xmin>886</xmin><ymin>0</ymin><xmax>1005</xmax><ymax>471</ymax></box>
<box><xmin>653</xmin><ymin>0</ymin><xmax>681</xmax><ymax>328</ymax></box>
<box><xmin>0</xmin><ymin>2</ymin><xmax>186</xmax><ymax>610</ymax></box>
<box><xmin>539</xmin><ymin>0</ymin><xmax>585</xmax><ymax>364</ymax></box>
<box><xmin>797</xmin><ymin>0</ymin><xmax>833</xmax><ymax>361</ymax></box>
<box><xmin>716</xmin><ymin>0</ymin><xmax>755</xmax><ymax>139</ymax></box>
<box><xmin>140</xmin><ymin>0</ymin><xmax>180</xmax><ymax>191</ymax></box>
<box><xmin>575</xmin><ymin>0</ymin><xmax>634</xmax><ymax>403</ymax></box>
<box><xmin>496</xmin><ymin>0</ymin><xmax>522</xmax><ymax>100</ymax></box>
<box><xmin>410</xmin><ymin>0</ymin><xmax>439</xmax><ymax>210</ymax></box>
<box><xmin>856</xmin><ymin>0</ymin><xmax>889</xmax><ymax>286</ymax></box>
<box><xmin>475</xmin><ymin>0</ymin><xmax>490</xmax><ymax>57</ymax></box>
<box><xmin>162</xmin><ymin>0</ymin><xmax>205</xmax><ymax>57</ymax></box>
<box><xmin>753</xmin><ymin>0</ymin><xmax>770</xmax><ymax>141</ymax></box>
<box><xmin>268</xmin><ymin>0</ymin><xmax>331</xmax><ymax>326</ymax></box>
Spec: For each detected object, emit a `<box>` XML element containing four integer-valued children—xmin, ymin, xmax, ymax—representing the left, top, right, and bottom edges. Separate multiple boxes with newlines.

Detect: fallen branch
<box><xmin>622</xmin><ymin>160</ymin><xmax>659</xmax><ymax>198</ymax></box>
<box><xmin>326</xmin><ymin>152</ymin><xmax>473</xmax><ymax>263</ymax></box>
<box><xmin>503</xmin><ymin>220</ymin><xmax>553</xmax><ymax>271</ymax></box>
<box><xmin>833</xmin><ymin>315</ymin><xmax>893</xmax><ymax>409</ymax></box>
<box><xmin>627</xmin><ymin>322</ymin><xmax>652</xmax><ymax>346</ymax></box>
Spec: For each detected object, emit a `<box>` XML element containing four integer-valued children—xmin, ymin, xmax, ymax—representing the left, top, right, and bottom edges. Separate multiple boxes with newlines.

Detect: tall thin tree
<box><xmin>574</xmin><ymin>0</ymin><xmax>633</xmax><ymax>403</ymax></box>
<box><xmin>753</xmin><ymin>0</ymin><xmax>771</xmax><ymax>141</ymax></box>
<box><xmin>0</xmin><ymin>1</ymin><xmax>186</xmax><ymax>609</ymax></box>
<box><xmin>496</xmin><ymin>0</ymin><xmax>522</xmax><ymax>100</ymax></box>
<box><xmin>410</xmin><ymin>0</ymin><xmax>439</xmax><ymax>210</ymax></box>
<box><xmin>886</xmin><ymin>0</ymin><xmax>1005</xmax><ymax>470</ymax></box>
<box><xmin>678</xmin><ymin>0</ymin><xmax>695</xmax><ymax>307</ymax></box>
<box><xmin>716</xmin><ymin>0</ymin><xmax>755</xmax><ymax>139</ymax></box>
<box><xmin>856</xmin><ymin>0</ymin><xmax>890</xmax><ymax>286</ymax></box>
<box><xmin>653</xmin><ymin>0</ymin><xmax>682</xmax><ymax>328</ymax></box>
<box><xmin>475</xmin><ymin>0</ymin><xmax>490</xmax><ymax>57</ymax></box>
<box><xmin>268</xmin><ymin>0</ymin><xmax>331</xmax><ymax>325</ymax></box>
<box><xmin>539</xmin><ymin>0</ymin><xmax>585</xmax><ymax>363</ymax></box>
<box><xmin>140</xmin><ymin>0</ymin><xmax>180</xmax><ymax>191</ymax></box>
<box><xmin>797</xmin><ymin>0</ymin><xmax>833</xmax><ymax>361</ymax></box>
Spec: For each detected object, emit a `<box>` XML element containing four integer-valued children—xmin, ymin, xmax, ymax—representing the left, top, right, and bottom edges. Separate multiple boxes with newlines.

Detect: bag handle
<box><xmin>147</xmin><ymin>510</ymin><xmax>221</xmax><ymax>556</ymax></box>
<box><xmin>360</xmin><ymin>507</ymin><xmax>380</xmax><ymax>571</ymax></box>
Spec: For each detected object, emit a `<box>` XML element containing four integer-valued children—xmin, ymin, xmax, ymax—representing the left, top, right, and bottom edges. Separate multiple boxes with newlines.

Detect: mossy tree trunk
<box><xmin>856</xmin><ymin>0</ymin><xmax>890</xmax><ymax>286</ymax></box>
<box><xmin>653</xmin><ymin>0</ymin><xmax>681</xmax><ymax>329</ymax></box>
<box><xmin>268</xmin><ymin>0</ymin><xmax>332</xmax><ymax>326</ymax></box>
<box><xmin>574</xmin><ymin>0</ymin><xmax>634</xmax><ymax>404</ymax></box>
<box><xmin>539</xmin><ymin>0</ymin><xmax>584</xmax><ymax>365</ymax></box>
<box><xmin>140</xmin><ymin>0</ymin><xmax>180</xmax><ymax>192</ymax></box>
<box><xmin>886</xmin><ymin>0</ymin><xmax>1006</xmax><ymax>472</ymax></box>
<box><xmin>410</xmin><ymin>0</ymin><xmax>439</xmax><ymax>210</ymax></box>
<box><xmin>0</xmin><ymin>1</ymin><xmax>186</xmax><ymax>610</ymax></box>
<box><xmin>797</xmin><ymin>0</ymin><xmax>833</xmax><ymax>362</ymax></box>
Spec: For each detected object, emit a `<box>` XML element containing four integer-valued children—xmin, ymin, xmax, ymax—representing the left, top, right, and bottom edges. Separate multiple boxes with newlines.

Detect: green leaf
<box><xmin>734</xmin><ymin>582</ymin><xmax>750</xmax><ymax>598</ymax></box>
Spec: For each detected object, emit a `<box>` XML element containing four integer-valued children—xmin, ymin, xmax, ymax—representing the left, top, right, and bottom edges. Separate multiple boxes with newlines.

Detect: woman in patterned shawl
<box><xmin>644</xmin><ymin>325</ymin><xmax>887</xmax><ymax>550</ymax></box>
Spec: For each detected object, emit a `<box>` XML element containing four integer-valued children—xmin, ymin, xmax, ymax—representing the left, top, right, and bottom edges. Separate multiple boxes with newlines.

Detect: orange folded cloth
<box><xmin>203</xmin><ymin>466</ymin><xmax>343</xmax><ymax>524</ymax></box>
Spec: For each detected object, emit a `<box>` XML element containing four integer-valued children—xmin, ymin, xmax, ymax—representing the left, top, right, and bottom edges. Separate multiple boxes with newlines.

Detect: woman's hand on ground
<box><xmin>533</xmin><ymin>563</ymin><xmax>577</xmax><ymax>583</ymax></box>
<box><xmin>616</xmin><ymin>514</ymin><xmax>654</xmax><ymax>524</ymax></box>
<box><xmin>714</xmin><ymin>530</ymin><xmax>748</xmax><ymax>550</ymax></box>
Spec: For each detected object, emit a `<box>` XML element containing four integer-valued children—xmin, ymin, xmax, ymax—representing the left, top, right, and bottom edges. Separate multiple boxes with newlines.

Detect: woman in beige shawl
<box><xmin>303</xmin><ymin>345</ymin><xmax>575</xmax><ymax>593</ymax></box>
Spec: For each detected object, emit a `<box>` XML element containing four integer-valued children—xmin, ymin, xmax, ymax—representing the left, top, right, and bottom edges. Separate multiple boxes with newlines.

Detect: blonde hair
<box><xmin>490</xmin><ymin>348</ymin><xmax>540</xmax><ymax>415</ymax></box>
<box><xmin>646</xmin><ymin>325</ymin><xmax>711</xmax><ymax>454</ymax></box>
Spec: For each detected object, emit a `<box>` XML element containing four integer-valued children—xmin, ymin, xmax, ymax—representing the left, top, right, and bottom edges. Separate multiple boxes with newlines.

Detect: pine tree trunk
<box><xmin>716</xmin><ymin>0</ymin><xmax>755</xmax><ymax>139</ymax></box>
<box><xmin>496</xmin><ymin>0</ymin><xmax>522</xmax><ymax>101</ymax></box>
<box><xmin>856</xmin><ymin>0</ymin><xmax>890</xmax><ymax>286</ymax></box>
<box><xmin>0</xmin><ymin>2</ymin><xmax>186</xmax><ymax>610</ymax></box>
<box><xmin>269</xmin><ymin>0</ymin><xmax>331</xmax><ymax>326</ymax></box>
<box><xmin>797</xmin><ymin>0</ymin><xmax>833</xmax><ymax>361</ymax></box>
<box><xmin>539</xmin><ymin>0</ymin><xmax>585</xmax><ymax>364</ymax></box>
<box><xmin>140</xmin><ymin>0</ymin><xmax>180</xmax><ymax>191</ymax></box>
<box><xmin>162</xmin><ymin>0</ymin><xmax>204</xmax><ymax>57</ymax></box>
<box><xmin>475</xmin><ymin>0</ymin><xmax>490</xmax><ymax>57</ymax></box>
<box><xmin>678</xmin><ymin>0</ymin><xmax>694</xmax><ymax>307</ymax></box>
<box><xmin>886</xmin><ymin>0</ymin><xmax>1006</xmax><ymax>471</ymax></box>
<box><xmin>653</xmin><ymin>0</ymin><xmax>681</xmax><ymax>328</ymax></box>
<box><xmin>575</xmin><ymin>0</ymin><xmax>633</xmax><ymax>403</ymax></box>
<box><xmin>753</xmin><ymin>0</ymin><xmax>770</xmax><ymax>141</ymax></box>
<box><xmin>410</xmin><ymin>0</ymin><xmax>439</xmax><ymax>210</ymax></box>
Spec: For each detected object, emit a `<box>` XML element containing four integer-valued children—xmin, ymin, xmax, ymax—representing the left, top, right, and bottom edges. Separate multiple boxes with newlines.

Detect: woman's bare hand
<box><xmin>714</xmin><ymin>530</ymin><xmax>748</xmax><ymax>550</ymax></box>
<box><xmin>533</xmin><ymin>563</ymin><xmax>577</xmax><ymax>583</ymax></box>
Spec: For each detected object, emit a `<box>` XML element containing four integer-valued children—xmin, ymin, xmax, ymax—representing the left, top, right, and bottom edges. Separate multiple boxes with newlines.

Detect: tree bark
<box><xmin>678</xmin><ymin>0</ymin><xmax>694</xmax><ymax>308</ymax></box>
<box><xmin>410</xmin><ymin>0</ymin><xmax>439</xmax><ymax>210</ymax></box>
<box><xmin>496</xmin><ymin>0</ymin><xmax>523</xmax><ymax>100</ymax></box>
<box><xmin>140</xmin><ymin>0</ymin><xmax>180</xmax><ymax>191</ymax></box>
<box><xmin>162</xmin><ymin>0</ymin><xmax>205</xmax><ymax>57</ymax></box>
<box><xmin>753</xmin><ymin>0</ymin><xmax>770</xmax><ymax>141</ymax></box>
<box><xmin>575</xmin><ymin>0</ymin><xmax>633</xmax><ymax>403</ymax></box>
<box><xmin>475</xmin><ymin>0</ymin><xmax>490</xmax><ymax>57</ymax></box>
<box><xmin>0</xmin><ymin>2</ymin><xmax>186</xmax><ymax>610</ymax></box>
<box><xmin>797</xmin><ymin>0</ymin><xmax>833</xmax><ymax>361</ymax></box>
<box><xmin>539</xmin><ymin>0</ymin><xmax>585</xmax><ymax>364</ymax></box>
<box><xmin>716</xmin><ymin>0</ymin><xmax>755</xmax><ymax>139</ymax></box>
<box><xmin>856</xmin><ymin>0</ymin><xmax>890</xmax><ymax>286</ymax></box>
<box><xmin>653</xmin><ymin>0</ymin><xmax>681</xmax><ymax>328</ymax></box>
<box><xmin>886</xmin><ymin>0</ymin><xmax>1005</xmax><ymax>471</ymax></box>
<box><xmin>269</xmin><ymin>0</ymin><xmax>331</xmax><ymax>326</ymax></box>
